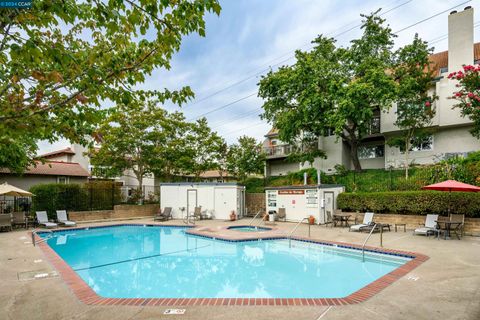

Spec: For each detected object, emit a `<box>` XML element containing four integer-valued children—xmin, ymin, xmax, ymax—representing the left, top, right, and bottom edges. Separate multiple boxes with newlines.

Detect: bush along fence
<box><xmin>337</xmin><ymin>191</ymin><xmax>480</xmax><ymax>217</ymax></box>
<box><xmin>30</xmin><ymin>182</ymin><xmax>160</xmax><ymax>219</ymax></box>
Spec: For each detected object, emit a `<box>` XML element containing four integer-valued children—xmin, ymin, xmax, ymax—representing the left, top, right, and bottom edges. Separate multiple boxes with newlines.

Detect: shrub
<box><xmin>337</xmin><ymin>191</ymin><xmax>480</xmax><ymax>217</ymax></box>
<box><xmin>244</xmin><ymin>177</ymin><xmax>265</xmax><ymax>193</ymax></box>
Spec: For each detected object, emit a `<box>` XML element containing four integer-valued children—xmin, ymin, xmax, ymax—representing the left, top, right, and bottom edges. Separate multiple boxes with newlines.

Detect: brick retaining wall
<box><xmin>70</xmin><ymin>204</ymin><xmax>159</xmax><ymax>222</ymax></box>
<box><xmin>245</xmin><ymin>193</ymin><xmax>265</xmax><ymax>216</ymax></box>
<box><xmin>342</xmin><ymin>212</ymin><xmax>480</xmax><ymax>235</ymax></box>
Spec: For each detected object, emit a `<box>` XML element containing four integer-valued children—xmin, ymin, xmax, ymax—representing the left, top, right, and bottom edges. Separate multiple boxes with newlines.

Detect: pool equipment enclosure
<box><xmin>265</xmin><ymin>184</ymin><xmax>344</xmax><ymax>224</ymax></box>
<box><xmin>159</xmin><ymin>183</ymin><xmax>246</xmax><ymax>220</ymax></box>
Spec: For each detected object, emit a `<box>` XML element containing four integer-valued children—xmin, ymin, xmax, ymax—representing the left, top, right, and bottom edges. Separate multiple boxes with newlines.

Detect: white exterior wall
<box><xmin>265</xmin><ymin>186</ymin><xmax>344</xmax><ymax>224</ymax></box>
<box><xmin>159</xmin><ymin>184</ymin><xmax>245</xmax><ymax>220</ymax></box>
<box><xmin>385</xmin><ymin>125</ymin><xmax>480</xmax><ymax>168</ymax></box>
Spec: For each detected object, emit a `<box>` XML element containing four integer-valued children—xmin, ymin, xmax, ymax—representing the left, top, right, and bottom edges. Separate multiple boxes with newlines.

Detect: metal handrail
<box><xmin>361</xmin><ymin>223</ymin><xmax>377</xmax><ymax>262</ymax></box>
<box><xmin>32</xmin><ymin>229</ymin><xmax>53</xmax><ymax>246</ymax></box>
<box><xmin>248</xmin><ymin>210</ymin><xmax>262</xmax><ymax>226</ymax></box>
<box><xmin>288</xmin><ymin>217</ymin><xmax>310</xmax><ymax>248</ymax></box>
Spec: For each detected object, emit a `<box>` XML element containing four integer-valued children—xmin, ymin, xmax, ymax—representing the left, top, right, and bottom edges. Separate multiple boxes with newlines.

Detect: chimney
<box><xmin>448</xmin><ymin>7</ymin><xmax>474</xmax><ymax>72</ymax></box>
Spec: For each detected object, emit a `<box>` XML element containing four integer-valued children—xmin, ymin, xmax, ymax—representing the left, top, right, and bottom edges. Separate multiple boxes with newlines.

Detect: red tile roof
<box><xmin>265</xmin><ymin>128</ymin><xmax>279</xmax><ymax>137</ymax></box>
<box><xmin>429</xmin><ymin>42</ymin><xmax>480</xmax><ymax>75</ymax></box>
<box><xmin>0</xmin><ymin>161</ymin><xmax>90</xmax><ymax>177</ymax></box>
<box><xmin>38</xmin><ymin>147</ymin><xmax>75</xmax><ymax>159</ymax></box>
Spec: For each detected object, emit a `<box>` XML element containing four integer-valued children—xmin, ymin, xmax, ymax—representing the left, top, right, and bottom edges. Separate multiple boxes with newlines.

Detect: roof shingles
<box><xmin>0</xmin><ymin>161</ymin><xmax>90</xmax><ymax>177</ymax></box>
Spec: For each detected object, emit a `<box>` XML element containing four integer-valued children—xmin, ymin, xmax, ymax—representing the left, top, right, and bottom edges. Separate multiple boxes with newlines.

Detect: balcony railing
<box><xmin>264</xmin><ymin>144</ymin><xmax>293</xmax><ymax>158</ymax></box>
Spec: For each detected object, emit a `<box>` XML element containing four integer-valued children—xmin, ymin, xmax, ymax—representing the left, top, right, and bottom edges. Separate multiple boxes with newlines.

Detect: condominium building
<box><xmin>264</xmin><ymin>6</ymin><xmax>480</xmax><ymax>177</ymax></box>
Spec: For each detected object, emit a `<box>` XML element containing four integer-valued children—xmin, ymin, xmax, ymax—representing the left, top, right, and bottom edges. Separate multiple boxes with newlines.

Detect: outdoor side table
<box><xmin>438</xmin><ymin>221</ymin><xmax>462</xmax><ymax>240</ymax></box>
<box><xmin>333</xmin><ymin>214</ymin><xmax>351</xmax><ymax>227</ymax></box>
<box><xmin>395</xmin><ymin>223</ymin><xmax>407</xmax><ymax>232</ymax></box>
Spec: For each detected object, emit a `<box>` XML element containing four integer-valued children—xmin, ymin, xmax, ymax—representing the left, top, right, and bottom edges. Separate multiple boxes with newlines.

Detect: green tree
<box><xmin>449</xmin><ymin>65</ymin><xmax>480</xmax><ymax>138</ymax></box>
<box><xmin>90</xmin><ymin>102</ymin><xmax>186</xmax><ymax>202</ymax></box>
<box><xmin>388</xmin><ymin>34</ymin><xmax>438</xmax><ymax>179</ymax></box>
<box><xmin>226</xmin><ymin>136</ymin><xmax>266</xmax><ymax>182</ymax></box>
<box><xmin>0</xmin><ymin>0</ymin><xmax>221</xmax><ymax>173</ymax></box>
<box><xmin>259</xmin><ymin>13</ymin><xmax>397</xmax><ymax>171</ymax></box>
<box><xmin>183</xmin><ymin>118</ymin><xmax>226</xmax><ymax>180</ymax></box>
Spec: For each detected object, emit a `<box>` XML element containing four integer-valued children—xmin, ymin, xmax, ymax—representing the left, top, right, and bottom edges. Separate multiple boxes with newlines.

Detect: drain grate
<box><xmin>17</xmin><ymin>270</ymin><xmax>58</xmax><ymax>281</ymax></box>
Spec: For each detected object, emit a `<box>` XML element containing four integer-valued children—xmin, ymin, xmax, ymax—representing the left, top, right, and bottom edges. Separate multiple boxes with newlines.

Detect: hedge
<box><xmin>337</xmin><ymin>191</ymin><xmax>480</xmax><ymax>218</ymax></box>
<box><xmin>30</xmin><ymin>182</ymin><xmax>121</xmax><ymax>219</ymax></box>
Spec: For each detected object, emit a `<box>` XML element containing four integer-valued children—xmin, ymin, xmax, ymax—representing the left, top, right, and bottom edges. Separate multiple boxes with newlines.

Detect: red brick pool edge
<box><xmin>33</xmin><ymin>225</ymin><xmax>429</xmax><ymax>307</ymax></box>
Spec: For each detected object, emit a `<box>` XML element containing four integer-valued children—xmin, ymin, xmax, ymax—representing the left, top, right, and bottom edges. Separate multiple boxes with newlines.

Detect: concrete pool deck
<box><xmin>1</xmin><ymin>218</ymin><xmax>479</xmax><ymax>320</ymax></box>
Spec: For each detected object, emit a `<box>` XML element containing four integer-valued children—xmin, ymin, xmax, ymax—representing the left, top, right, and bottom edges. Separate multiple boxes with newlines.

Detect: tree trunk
<box><xmin>134</xmin><ymin>168</ymin><xmax>144</xmax><ymax>205</ymax></box>
<box><xmin>405</xmin><ymin>140</ymin><xmax>410</xmax><ymax>180</ymax></box>
<box><xmin>350</xmin><ymin>141</ymin><xmax>362</xmax><ymax>172</ymax></box>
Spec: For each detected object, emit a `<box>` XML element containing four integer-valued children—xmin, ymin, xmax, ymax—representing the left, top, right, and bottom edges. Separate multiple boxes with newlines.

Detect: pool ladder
<box><xmin>361</xmin><ymin>223</ymin><xmax>382</xmax><ymax>262</ymax></box>
<box><xmin>31</xmin><ymin>229</ymin><xmax>54</xmax><ymax>246</ymax></box>
<box><xmin>248</xmin><ymin>210</ymin><xmax>262</xmax><ymax>227</ymax></box>
<box><xmin>288</xmin><ymin>217</ymin><xmax>310</xmax><ymax>248</ymax></box>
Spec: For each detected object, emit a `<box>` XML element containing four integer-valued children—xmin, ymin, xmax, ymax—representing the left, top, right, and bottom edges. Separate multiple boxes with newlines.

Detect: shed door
<box><xmin>187</xmin><ymin>189</ymin><xmax>197</xmax><ymax>218</ymax></box>
<box><xmin>237</xmin><ymin>189</ymin><xmax>245</xmax><ymax>218</ymax></box>
<box><xmin>324</xmin><ymin>191</ymin><xmax>334</xmax><ymax>224</ymax></box>
<box><xmin>214</xmin><ymin>188</ymin><xmax>230</xmax><ymax>220</ymax></box>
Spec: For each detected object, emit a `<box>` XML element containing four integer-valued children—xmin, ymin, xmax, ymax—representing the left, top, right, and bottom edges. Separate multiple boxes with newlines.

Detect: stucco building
<box><xmin>264</xmin><ymin>7</ymin><xmax>480</xmax><ymax>177</ymax></box>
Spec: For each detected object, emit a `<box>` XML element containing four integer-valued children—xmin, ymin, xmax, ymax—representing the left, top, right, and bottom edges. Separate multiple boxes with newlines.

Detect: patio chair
<box><xmin>277</xmin><ymin>208</ymin><xmax>286</xmax><ymax>222</ymax></box>
<box><xmin>349</xmin><ymin>212</ymin><xmax>374</xmax><ymax>232</ymax></box>
<box><xmin>193</xmin><ymin>207</ymin><xmax>202</xmax><ymax>220</ymax></box>
<box><xmin>0</xmin><ymin>214</ymin><xmax>12</xmax><ymax>231</ymax></box>
<box><xmin>12</xmin><ymin>212</ymin><xmax>27</xmax><ymax>229</ymax></box>
<box><xmin>154</xmin><ymin>207</ymin><xmax>172</xmax><ymax>221</ymax></box>
<box><xmin>56</xmin><ymin>210</ymin><xmax>76</xmax><ymax>227</ymax></box>
<box><xmin>35</xmin><ymin>211</ymin><xmax>57</xmax><ymax>228</ymax></box>
<box><xmin>449</xmin><ymin>214</ymin><xmax>465</xmax><ymax>237</ymax></box>
<box><xmin>414</xmin><ymin>214</ymin><xmax>439</xmax><ymax>237</ymax></box>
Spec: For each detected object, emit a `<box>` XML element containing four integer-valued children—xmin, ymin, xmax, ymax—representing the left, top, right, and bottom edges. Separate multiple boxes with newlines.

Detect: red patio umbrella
<box><xmin>422</xmin><ymin>180</ymin><xmax>480</xmax><ymax>214</ymax></box>
<box><xmin>422</xmin><ymin>180</ymin><xmax>480</xmax><ymax>193</ymax></box>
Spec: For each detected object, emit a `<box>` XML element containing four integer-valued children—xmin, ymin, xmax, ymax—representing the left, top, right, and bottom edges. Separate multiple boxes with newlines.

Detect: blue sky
<box><xmin>38</xmin><ymin>0</ymin><xmax>478</xmax><ymax>153</ymax></box>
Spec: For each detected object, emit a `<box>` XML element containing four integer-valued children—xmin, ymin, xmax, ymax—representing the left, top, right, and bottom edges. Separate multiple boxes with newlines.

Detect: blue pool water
<box><xmin>227</xmin><ymin>226</ymin><xmax>271</xmax><ymax>232</ymax></box>
<box><xmin>40</xmin><ymin>225</ymin><xmax>410</xmax><ymax>299</ymax></box>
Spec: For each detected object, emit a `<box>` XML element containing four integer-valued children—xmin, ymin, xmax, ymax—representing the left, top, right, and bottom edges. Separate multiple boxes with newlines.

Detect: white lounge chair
<box><xmin>36</xmin><ymin>211</ymin><xmax>57</xmax><ymax>228</ymax></box>
<box><xmin>414</xmin><ymin>214</ymin><xmax>439</xmax><ymax>237</ymax></box>
<box><xmin>56</xmin><ymin>210</ymin><xmax>76</xmax><ymax>227</ymax></box>
<box><xmin>349</xmin><ymin>212</ymin><xmax>374</xmax><ymax>231</ymax></box>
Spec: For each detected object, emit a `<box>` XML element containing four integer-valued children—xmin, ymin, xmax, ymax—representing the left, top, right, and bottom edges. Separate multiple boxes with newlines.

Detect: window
<box><xmin>400</xmin><ymin>135</ymin><xmax>433</xmax><ymax>152</ymax></box>
<box><xmin>358</xmin><ymin>145</ymin><xmax>384</xmax><ymax>159</ymax></box>
<box><xmin>411</xmin><ymin>135</ymin><xmax>433</xmax><ymax>151</ymax></box>
<box><xmin>57</xmin><ymin>176</ymin><xmax>69</xmax><ymax>184</ymax></box>
<box><xmin>323</xmin><ymin>127</ymin><xmax>335</xmax><ymax>137</ymax></box>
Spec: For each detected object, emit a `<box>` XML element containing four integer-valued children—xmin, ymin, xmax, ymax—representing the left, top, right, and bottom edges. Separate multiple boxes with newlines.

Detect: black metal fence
<box><xmin>30</xmin><ymin>184</ymin><xmax>160</xmax><ymax>217</ymax></box>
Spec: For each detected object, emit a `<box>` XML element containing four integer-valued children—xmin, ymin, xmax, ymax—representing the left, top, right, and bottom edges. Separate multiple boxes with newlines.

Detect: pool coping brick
<box><xmin>33</xmin><ymin>223</ymin><xmax>429</xmax><ymax>307</ymax></box>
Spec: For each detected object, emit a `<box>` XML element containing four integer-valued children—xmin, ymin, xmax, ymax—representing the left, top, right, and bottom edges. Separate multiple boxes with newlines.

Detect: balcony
<box><xmin>264</xmin><ymin>144</ymin><xmax>293</xmax><ymax>159</ymax></box>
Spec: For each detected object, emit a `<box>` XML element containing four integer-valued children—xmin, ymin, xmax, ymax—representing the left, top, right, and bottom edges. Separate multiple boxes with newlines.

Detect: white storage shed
<box><xmin>159</xmin><ymin>183</ymin><xmax>246</xmax><ymax>220</ymax></box>
<box><xmin>265</xmin><ymin>184</ymin><xmax>345</xmax><ymax>224</ymax></box>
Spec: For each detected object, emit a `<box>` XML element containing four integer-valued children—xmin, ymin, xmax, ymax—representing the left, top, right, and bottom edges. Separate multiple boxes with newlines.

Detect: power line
<box><xmin>187</xmin><ymin>92</ymin><xmax>257</xmax><ymax>121</ymax></box>
<box><xmin>186</xmin><ymin>0</ymin><xmax>414</xmax><ymax>113</ymax></box>
<box><xmin>393</xmin><ymin>0</ymin><xmax>471</xmax><ymax>33</ymax></box>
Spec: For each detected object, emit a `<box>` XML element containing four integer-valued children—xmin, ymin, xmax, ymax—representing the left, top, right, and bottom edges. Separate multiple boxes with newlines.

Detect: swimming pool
<box><xmin>38</xmin><ymin>225</ymin><xmax>413</xmax><ymax>300</ymax></box>
<box><xmin>227</xmin><ymin>226</ymin><xmax>272</xmax><ymax>232</ymax></box>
